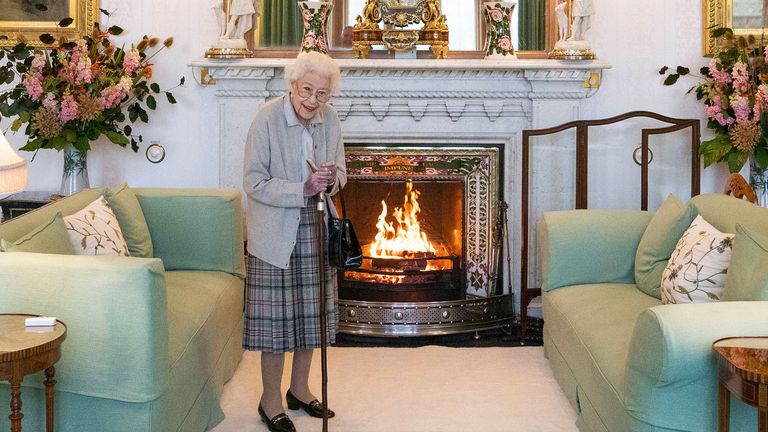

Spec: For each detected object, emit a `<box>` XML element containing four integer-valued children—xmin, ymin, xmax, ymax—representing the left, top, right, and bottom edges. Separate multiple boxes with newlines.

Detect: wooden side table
<box><xmin>0</xmin><ymin>192</ymin><xmax>58</xmax><ymax>222</ymax></box>
<box><xmin>713</xmin><ymin>336</ymin><xmax>768</xmax><ymax>432</ymax></box>
<box><xmin>0</xmin><ymin>314</ymin><xmax>67</xmax><ymax>432</ymax></box>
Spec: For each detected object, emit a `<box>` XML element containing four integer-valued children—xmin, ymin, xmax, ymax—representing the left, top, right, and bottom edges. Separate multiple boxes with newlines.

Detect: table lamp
<box><xmin>0</xmin><ymin>131</ymin><xmax>28</xmax><ymax>195</ymax></box>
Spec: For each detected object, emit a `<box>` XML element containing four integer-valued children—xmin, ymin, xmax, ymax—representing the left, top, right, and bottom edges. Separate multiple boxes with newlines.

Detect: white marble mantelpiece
<box><xmin>189</xmin><ymin>57</ymin><xmax>610</xmax><ymax>308</ymax></box>
<box><xmin>191</xmin><ymin>58</ymin><xmax>609</xmax><ymax>187</ymax></box>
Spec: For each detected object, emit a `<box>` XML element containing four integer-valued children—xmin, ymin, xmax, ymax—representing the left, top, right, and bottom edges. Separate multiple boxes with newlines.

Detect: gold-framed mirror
<box><xmin>0</xmin><ymin>0</ymin><xmax>100</xmax><ymax>48</ymax></box>
<box><xmin>703</xmin><ymin>0</ymin><xmax>768</xmax><ymax>56</ymax></box>
<box><xmin>251</xmin><ymin>0</ymin><xmax>557</xmax><ymax>58</ymax></box>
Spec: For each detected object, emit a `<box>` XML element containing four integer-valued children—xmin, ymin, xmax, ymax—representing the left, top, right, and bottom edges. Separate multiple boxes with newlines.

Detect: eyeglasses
<box><xmin>297</xmin><ymin>86</ymin><xmax>331</xmax><ymax>103</ymax></box>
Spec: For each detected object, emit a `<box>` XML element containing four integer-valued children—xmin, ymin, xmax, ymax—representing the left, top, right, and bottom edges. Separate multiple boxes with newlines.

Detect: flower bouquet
<box><xmin>660</xmin><ymin>28</ymin><xmax>768</xmax><ymax>174</ymax></box>
<box><xmin>0</xmin><ymin>12</ymin><xmax>183</xmax><ymax>157</ymax></box>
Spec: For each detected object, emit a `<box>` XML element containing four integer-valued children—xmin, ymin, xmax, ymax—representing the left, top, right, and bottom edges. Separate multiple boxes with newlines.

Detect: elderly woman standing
<box><xmin>243</xmin><ymin>51</ymin><xmax>345</xmax><ymax>432</ymax></box>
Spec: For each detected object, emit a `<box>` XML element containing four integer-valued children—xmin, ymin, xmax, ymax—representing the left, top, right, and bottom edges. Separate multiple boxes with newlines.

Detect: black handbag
<box><xmin>327</xmin><ymin>189</ymin><xmax>362</xmax><ymax>270</ymax></box>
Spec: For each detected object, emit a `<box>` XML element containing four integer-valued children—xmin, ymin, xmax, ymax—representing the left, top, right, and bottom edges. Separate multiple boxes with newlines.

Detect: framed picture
<box><xmin>0</xmin><ymin>0</ymin><xmax>100</xmax><ymax>48</ymax></box>
<box><xmin>703</xmin><ymin>0</ymin><xmax>766</xmax><ymax>56</ymax></box>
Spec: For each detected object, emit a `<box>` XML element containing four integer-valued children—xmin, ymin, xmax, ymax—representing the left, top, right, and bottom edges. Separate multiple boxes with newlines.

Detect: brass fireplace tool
<box><xmin>489</xmin><ymin>200</ymin><xmax>517</xmax><ymax>342</ymax></box>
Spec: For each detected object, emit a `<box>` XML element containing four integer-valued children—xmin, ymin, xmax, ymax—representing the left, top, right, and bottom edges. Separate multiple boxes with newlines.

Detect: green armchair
<box><xmin>0</xmin><ymin>187</ymin><xmax>245</xmax><ymax>432</ymax></box>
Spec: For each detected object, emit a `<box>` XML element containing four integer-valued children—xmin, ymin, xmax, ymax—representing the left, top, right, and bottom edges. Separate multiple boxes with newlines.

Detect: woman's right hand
<box><xmin>304</xmin><ymin>169</ymin><xmax>333</xmax><ymax>197</ymax></box>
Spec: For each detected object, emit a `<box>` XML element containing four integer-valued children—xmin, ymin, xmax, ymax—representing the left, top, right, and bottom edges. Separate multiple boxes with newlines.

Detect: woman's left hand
<box><xmin>320</xmin><ymin>161</ymin><xmax>337</xmax><ymax>186</ymax></box>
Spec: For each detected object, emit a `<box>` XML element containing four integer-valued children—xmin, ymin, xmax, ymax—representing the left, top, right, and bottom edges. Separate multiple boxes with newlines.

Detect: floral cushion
<box><xmin>661</xmin><ymin>215</ymin><xmax>734</xmax><ymax>304</ymax></box>
<box><xmin>63</xmin><ymin>196</ymin><xmax>130</xmax><ymax>256</ymax></box>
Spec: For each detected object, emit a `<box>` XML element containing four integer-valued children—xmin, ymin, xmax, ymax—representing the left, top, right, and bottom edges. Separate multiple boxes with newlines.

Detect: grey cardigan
<box><xmin>243</xmin><ymin>95</ymin><xmax>346</xmax><ymax>269</ymax></box>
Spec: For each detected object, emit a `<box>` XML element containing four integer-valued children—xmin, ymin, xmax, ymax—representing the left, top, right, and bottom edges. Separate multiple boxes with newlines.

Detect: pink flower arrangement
<box><xmin>661</xmin><ymin>28</ymin><xmax>768</xmax><ymax>173</ymax></box>
<box><xmin>0</xmin><ymin>15</ymin><xmax>183</xmax><ymax>155</ymax></box>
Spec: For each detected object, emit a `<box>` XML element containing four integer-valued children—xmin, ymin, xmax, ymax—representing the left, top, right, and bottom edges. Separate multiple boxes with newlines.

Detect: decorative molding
<box><xmin>408</xmin><ymin>101</ymin><xmax>428</xmax><ymax>121</ymax></box>
<box><xmin>215</xmin><ymin>90</ymin><xmax>271</xmax><ymax>98</ymax></box>
<box><xmin>523</xmin><ymin>69</ymin><xmax>592</xmax><ymax>81</ymax></box>
<box><xmin>445</xmin><ymin>101</ymin><xmax>467</xmax><ymax>122</ymax></box>
<box><xmin>483</xmin><ymin>101</ymin><xmax>504</xmax><ymax>122</ymax></box>
<box><xmin>526</xmin><ymin>92</ymin><xmax>594</xmax><ymax>100</ymax></box>
<box><xmin>336</xmin><ymin>90</ymin><xmax>531</xmax><ymax>99</ymax></box>
<box><xmin>370</xmin><ymin>100</ymin><xmax>390</xmax><ymax>121</ymax></box>
<box><xmin>205</xmin><ymin>66</ymin><xmax>276</xmax><ymax>80</ymax></box>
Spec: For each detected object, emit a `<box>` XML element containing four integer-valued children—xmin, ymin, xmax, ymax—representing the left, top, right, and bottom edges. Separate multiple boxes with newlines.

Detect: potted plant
<box><xmin>661</xmin><ymin>28</ymin><xmax>768</xmax><ymax>205</ymax></box>
<box><xmin>0</xmin><ymin>11</ymin><xmax>183</xmax><ymax>194</ymax></box>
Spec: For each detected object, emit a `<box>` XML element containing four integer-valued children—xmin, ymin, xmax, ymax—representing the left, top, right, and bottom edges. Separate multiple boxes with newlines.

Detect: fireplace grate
<box><xmin>337</xmin><ymin>295</ymin><xmax>515</xmax><ymax>337</ymax></box>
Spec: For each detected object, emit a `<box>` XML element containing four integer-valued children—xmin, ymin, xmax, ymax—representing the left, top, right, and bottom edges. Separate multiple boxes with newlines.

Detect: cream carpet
<box><xmin>211</xmin><ymin>346</ymin><xmax>578</xmax><ymax>432</ymax></box>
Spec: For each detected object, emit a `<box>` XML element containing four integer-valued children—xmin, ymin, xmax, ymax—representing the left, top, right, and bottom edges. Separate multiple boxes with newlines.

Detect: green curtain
<box><xmin>518</xmin><ymin>0</ymin><xmax>546</xmax><ymax>51</ymax></box>
<box><xmin>259</xmin><ymin>0</ymin><xmax>303</xmax><ymax>47</ymax></box>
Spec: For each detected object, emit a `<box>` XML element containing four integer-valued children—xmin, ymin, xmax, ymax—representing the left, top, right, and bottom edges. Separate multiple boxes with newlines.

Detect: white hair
<box><xmin>284</xmin><ymin>51</ymin><xmax>341</xmax><ymax>93</ymax></box>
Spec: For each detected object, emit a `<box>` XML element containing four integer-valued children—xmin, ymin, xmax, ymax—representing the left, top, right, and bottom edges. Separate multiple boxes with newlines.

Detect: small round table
<box><xmin>713</xmin><ymin>336</ymin><xmax>768</xmax><ymax>432</ymax></box>
<box><xmin>0</xmin><ymin>314</ymin><xmax>67</xmax><ymax>432</ymax></box>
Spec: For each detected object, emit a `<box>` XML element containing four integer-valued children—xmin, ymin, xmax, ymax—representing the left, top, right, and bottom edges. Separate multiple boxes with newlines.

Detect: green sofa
<box><xmin>0</xmin><ymin>188</ymin><xmax>245</xmax><ymax>432</ymax></box>
<box><xmin>539</xmin><ymin>194</ymin><xmax>768</xmax><ymax>432</ymax></box>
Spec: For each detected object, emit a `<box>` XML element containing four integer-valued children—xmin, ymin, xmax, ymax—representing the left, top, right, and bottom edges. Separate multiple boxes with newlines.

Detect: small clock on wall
<box><xmin>146</xmin><ymin>142</ymin><xmax>166</xmax><ymax>164</ymax></box>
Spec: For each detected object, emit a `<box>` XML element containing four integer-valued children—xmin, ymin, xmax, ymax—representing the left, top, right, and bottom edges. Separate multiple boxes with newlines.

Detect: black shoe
<box><xmin>258</xmin><ymin>404</ymin><xmax>295</xmax><ymax>432</ymax></box>
<box><xmin>286</xmin><ymin>389</ymin><xmax>336</xmax><ymax>419</ymax></box>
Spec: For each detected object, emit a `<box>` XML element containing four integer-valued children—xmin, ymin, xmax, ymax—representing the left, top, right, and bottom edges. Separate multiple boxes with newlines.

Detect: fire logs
<box><xmin>370</xmin><ymin>252</ymin><xmax>435</xmax><ymax>272</ymax></box>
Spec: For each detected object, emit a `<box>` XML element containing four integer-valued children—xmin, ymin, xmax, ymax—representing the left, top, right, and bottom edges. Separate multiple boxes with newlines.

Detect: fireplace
<box><xmin>193</xmin><ymin>57</ymin><xmax>610</xmax><ymax>333</ymax></box>
<box><xmin>339</xmin><ymin>178</ymin><xmax>464</xmax><ymax>302</ymax></box>
<box><xmin>332</xmin><ymin>146</ymin><xmax>514</xmax><ymax>337</ymax></box>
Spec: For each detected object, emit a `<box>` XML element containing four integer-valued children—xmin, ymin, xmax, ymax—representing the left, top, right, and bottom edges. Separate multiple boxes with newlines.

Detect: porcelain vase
<box><xmin>749</xmin><ymin>154</ymin><xmax>768</xmax><ymax>207</ymax></box>
<box><xmin>60</xmin><ymin>143</ymin><xmax>89</xmax><ymax>196</ymax></box>
<box><xmin>482</xmin><ymin>1</ymin><xmax>517</xmax><ymax>59</ymax></box>
<box><xmin>298</xmin><ymin>1</ymin><xmax>332</xmax><ymax>54</ymax></box>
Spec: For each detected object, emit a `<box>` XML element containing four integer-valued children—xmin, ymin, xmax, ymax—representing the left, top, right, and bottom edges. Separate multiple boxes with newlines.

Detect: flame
<box><xmin>368</xmin><ymin>180</ymin><xmax>440</xmax><ymax>258</ymax></box>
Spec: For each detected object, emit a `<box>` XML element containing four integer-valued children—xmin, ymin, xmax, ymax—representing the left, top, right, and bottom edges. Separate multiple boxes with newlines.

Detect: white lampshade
<box><xmin>0</xmin><ymin>131</ymin><xmax>28</xmax><ymax>195</ymax></box>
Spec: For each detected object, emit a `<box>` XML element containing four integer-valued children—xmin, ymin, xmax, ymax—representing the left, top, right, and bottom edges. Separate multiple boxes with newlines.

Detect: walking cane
<box><xmin>310</xmin><ymin>160</ymin><xmax>330</xmax><ymax>432</ymax></box>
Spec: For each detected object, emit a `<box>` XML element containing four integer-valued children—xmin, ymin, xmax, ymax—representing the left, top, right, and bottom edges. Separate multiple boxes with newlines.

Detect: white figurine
<box><xmin>555</xmin><ymin>0</ymin><xmax>568</xmax><ymax>42</ymax></box>
<box><xmin>211</xmin><ymin>0</ymin><xmax>227</xmax><ymax>38</ymax></box>
<box><xmin>224</xmin><ymin>0</ymin><xmax>259</xmax><ymax>40</ymax></box>
<box><xmin>568</xmin><ymin>0</ymin><xmax>594</xmax><ymax>42</ymax></box>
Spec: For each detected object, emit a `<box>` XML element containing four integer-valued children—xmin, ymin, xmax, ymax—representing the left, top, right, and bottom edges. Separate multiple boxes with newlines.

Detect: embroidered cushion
<box><xmin>634</xmin><ymin>194</ymin><xmax>698</xmax><ymax>299</ymax></box>
<box><xmin>661</xmin><ymin>215</ymin><xmax>734</xmax><ymax>304</ymax></box>
<box><xmin>0</xmin><ymin>212</ymin><xmax>75</xmax><ymax>254</ymax></box>
<box><xmin>64</xmin><ymin>196</ymin><xmax>130</xmax><ymax>256</ymax></box>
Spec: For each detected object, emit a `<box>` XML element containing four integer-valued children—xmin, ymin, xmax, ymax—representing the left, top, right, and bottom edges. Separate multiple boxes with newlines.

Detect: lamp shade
<box><xmin>0</xmin><ymin>132</ymin><xmax>28</xmax><ymax>195</ymax></box>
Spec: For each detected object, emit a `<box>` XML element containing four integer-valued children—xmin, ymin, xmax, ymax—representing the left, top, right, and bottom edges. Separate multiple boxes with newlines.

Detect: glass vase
<box><xmin>482</xmin><ymin>1</ymin><xmax>517</xmax><ymax>59</ymax></box>
<box><xmin>298</xmin><ymin>1</ymin><xmax>332</xmax><ymax>54</ymax></box>
<box><xmin>60</xmin><ymin>143</ymin><xmax>89</xmax><ymax>196</ymax></box>
<box><xmin>749</xmin><ymin>154</ymin><xmax>768</xmax><ymax>207</ymax></box>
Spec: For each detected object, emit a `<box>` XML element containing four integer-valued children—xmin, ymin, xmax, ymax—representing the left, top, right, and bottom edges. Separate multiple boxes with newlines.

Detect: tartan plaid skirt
<box><xmin>243</xmin><ymin>203</ymin><xmax>338</xmax><ymax>353</ymax></box>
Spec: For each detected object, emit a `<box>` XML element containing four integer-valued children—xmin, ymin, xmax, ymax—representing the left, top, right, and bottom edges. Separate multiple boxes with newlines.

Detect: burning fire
<box><xmin>368</xmin><ymin>180</ymin><xmax>442</xmax><ymax>258</ymax></box>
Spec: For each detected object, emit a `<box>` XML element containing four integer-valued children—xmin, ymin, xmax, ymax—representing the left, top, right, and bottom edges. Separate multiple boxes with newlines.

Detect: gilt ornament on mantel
<box><xmin>549</xmin><ymin>0</ymin><xmax>596</xmax><ymax>60</ymax></box>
